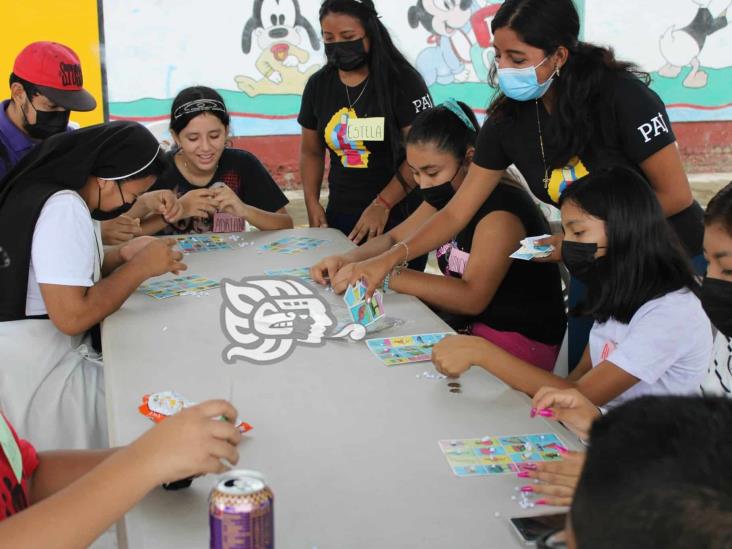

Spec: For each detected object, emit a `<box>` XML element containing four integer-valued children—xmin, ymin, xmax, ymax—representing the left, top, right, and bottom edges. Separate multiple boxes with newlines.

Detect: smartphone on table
<box><xmin>509</xmin><ymin>513</ymin><xmax>568</xmax><ymax>547</ymax></box>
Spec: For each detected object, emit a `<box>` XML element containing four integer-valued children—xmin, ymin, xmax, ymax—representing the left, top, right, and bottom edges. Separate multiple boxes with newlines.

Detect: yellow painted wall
<box><xmin>0</xmin><ymin>0</ymin><xmax>105</xmax><ymax>126</ymax></box>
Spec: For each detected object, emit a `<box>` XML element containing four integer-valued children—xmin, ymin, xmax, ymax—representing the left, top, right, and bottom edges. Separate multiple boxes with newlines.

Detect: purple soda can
<box><xmin>209</xmin><ymin>470</ymin><xmax>274</xmax><ymax>549</ymax></box>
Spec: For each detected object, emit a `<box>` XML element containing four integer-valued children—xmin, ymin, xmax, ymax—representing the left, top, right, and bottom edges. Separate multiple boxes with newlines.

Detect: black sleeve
<box><xmin>614</xmin><ymin>76</ymin><xmax>676</xmax><ymax>164</ymax></box>
<box><xmin>235</xmin><ymin>151</ymin><xmax>289</xmax><ymax>212</ymax></box>
<box><xmin>297</xmin><ymin>73</ymin><xmax>318</xmax><ymax>130</ymax></box>
<box><xmin>394</xmin><ymin>69</ymin><xmax>433</xmax><ymax>129</ymax></box>
<box><xmin>472</xmin><ymin>117</ymin><xmax>511</xmax><ymax>171</ymax></box>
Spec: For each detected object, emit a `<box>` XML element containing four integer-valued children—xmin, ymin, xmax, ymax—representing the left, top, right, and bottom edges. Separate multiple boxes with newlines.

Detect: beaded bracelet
<box><xmin>382</xmin><ymin>272</ymin><xmax>391</xmax><ymax>292</ymax></box>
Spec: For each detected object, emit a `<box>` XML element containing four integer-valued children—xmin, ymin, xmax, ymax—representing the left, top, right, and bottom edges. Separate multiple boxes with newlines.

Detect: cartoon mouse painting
<box><xmin>659</xmin><ymin>0</ymin><xmax>732</xmax><ymax>88</ymax></box>
<box><xmin>408</xmin><ymin>0</ymin><xmax>475</xmax><ymax>85</ymax></box>
<box><xmin>235</xmin><ymin>0</ymin><xmax>322</xmax><ymax>97</ymax></box>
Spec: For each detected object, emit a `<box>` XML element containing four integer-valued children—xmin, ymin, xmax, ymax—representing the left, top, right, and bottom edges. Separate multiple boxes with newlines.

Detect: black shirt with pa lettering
<box><xmin>298</xmin><ymin>66</ymin><xmax>432</xmax><ymax>214</ymax></box>
<box><xmin>473</xmin><ymin>74</ymin><xmax>703</xmax><ymax>256</ymax></box>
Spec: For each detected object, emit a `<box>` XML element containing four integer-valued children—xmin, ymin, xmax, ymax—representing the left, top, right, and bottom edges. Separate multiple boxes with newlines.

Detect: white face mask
<box><xmin>497</xmin><ymin>56</ymin><xmax>556</xmax><ymax>102</ymax></box>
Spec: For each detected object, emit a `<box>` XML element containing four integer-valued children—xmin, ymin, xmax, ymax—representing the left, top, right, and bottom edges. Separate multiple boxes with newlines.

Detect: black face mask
<box><xmin>325</xmin><ymin>39</ymin><xmax>369</xmax><ymax>71</ymax></box>
<box><xmin>562</xmin><ymin>241</ymin><xmax>604</xmax><ymax>285</ymax></box>
<box><xmin>420</xmin><ymin>164</ymin><xmax>462</xmax><ymax>211</ymax></box>
<box><xmin>91</xmin><ymin>182</ymin><xmax>134</xmax><ymax>221</ymax></box>
<box><xmin>22</xmin><ymin>96</ymin><xmax>70</xmax><ymax>139</ymax></box>
<box><xmin>420</xmin><ymin>181</ymin><xmax>455</xmax><ymax>211</ymax></box>
<box><xmin>700</xmin><ymin>277</ymin><xmax>732</xmax><ymax>338</ymax></box>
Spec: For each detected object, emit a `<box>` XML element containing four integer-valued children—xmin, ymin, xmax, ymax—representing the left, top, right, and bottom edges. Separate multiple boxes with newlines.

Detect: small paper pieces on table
<box><xmin>213</xmin><ymin>213</ymin><xmax>247</xmax><ymax>233</ymax></box>
<box><xmin>259</xmin><ymin>236</ymin><xmax>327</xmax><ymax>255</ymax></box>
<box><xmin>366</xmin><ymin>332</ymin><xmax>453</xmax><ymax>366</ymax></box>
<box><xmin>344</xmin><ymin>280</ymin><xmax>385</xmax><ymax>326</ymax></box>
<box><xmin>138</xmin><ymin>274</ymin><xmax>220</xmax><ymax>299</ymax></box>
<box><xmin>510</xmin><ymin>234</ymin><xmax>554</xmax><ymax>261</ymax></box>
<box><xmin>175</xmin><ymin>234</ymin><xmax>234</xmax><ymax>253</ymax></box>
<box><xmin>139</xmin><ymin>391</ymin><xmax>253</xmax><ymax>434</ymax></box>
<box><xmin>439</xmin><ymin>433</ymin><xmax>566</xmax><ymax>477</ymax></box>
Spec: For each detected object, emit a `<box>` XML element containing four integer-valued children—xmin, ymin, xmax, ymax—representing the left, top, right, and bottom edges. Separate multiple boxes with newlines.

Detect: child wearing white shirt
<box><xmin>431</xmin><ymin>166</ymin><xmax>713</xmax><ymax>407</ymax></box>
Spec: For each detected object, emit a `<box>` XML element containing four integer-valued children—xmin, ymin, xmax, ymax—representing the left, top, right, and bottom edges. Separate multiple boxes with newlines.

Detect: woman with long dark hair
<box><xmin>347</xmin><ymin>0</ymin><xmax>704</xmax><ymax>366</ymax></box>
<box><xmin>299</xmin><ymin>0</ymin><xmax>432</xmax><ymax>266</ymax></box>
<box><xmin>431</xmin><ymin>167</ymin><xmax>712</xmax><ymax>408</ymax></box>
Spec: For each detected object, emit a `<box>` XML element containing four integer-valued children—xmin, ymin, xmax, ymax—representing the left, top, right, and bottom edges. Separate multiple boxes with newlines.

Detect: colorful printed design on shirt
<box><xmin>546</xmin><ymin>156</ymin><xmax>590</xmax><ymax>204</ymax></box>
<box><xmin>221</xmin><ymin>170</ymin><xmax>241</xmax><ymax>194</ymax></box>
<box><xmin>436</xmin><ymin>241</ymin><xmax>470</xmax><ymax>276</ymax></box>
<box><xmin>0</xmin><ymin>415</ymin><xmax>35</xmax><ymax>519</ymax></box>
<box><xmin>1</xmin><ymin>473</ymin><xmax>28</xmax><ymax>518</ymax></box>
<box><xmin>324</xmin><ymin>107</ymin><xmax>370</xmax><ymax>169</ymax></box>
<box><xmin>601</xmin><ymin>340</ymin><xmax>617</xmax><ymax>361</ymax></box>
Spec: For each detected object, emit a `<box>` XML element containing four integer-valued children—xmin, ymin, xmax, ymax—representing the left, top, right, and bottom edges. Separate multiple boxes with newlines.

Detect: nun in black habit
<box><xmin>0</xmin><ymin>121</ymin><xmax>186</xmax><ymax>451</ymax></box>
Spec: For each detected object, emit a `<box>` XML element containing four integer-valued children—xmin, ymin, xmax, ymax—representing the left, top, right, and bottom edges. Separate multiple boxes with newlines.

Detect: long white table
<box><xmin>103</xmin><ymin>228</ymin><xmax>578</xmax><ymax>549</ymax></box>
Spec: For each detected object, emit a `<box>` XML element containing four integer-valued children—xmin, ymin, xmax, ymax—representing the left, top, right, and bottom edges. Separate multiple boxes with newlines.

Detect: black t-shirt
<box><xmin>473</xmin><ymin>74</ymin><xmax>703</xmax><ymax>256</ymax></box>
<box><xmin>151</xmin><ymin>148</ymin><xmax>288</xmax><ymax>234</ymax></box>
<box><xmin>436</xmin><ymin>184</ymin><xmax>567</xmax><ymax>345</ymax></box>
<box><xmin>298</xmin><ymin>66</ymin><xmax>432</xmax><ymax>214</ymax></box>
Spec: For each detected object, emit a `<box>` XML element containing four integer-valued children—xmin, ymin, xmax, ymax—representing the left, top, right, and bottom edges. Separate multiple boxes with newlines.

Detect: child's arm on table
<box><xmin>432</xmin><ymin>337</ymin><xmax>639</xmax><ymax>405</ymax></box>
<box><xmin>0</xmin><ymin>400</ymin><xmax>240</xmax><ymax>549</ymax></box>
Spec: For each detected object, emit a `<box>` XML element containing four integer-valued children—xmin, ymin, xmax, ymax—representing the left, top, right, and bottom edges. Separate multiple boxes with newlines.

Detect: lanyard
<box><xmin>0</xmin><ymin>414</ymin><xmax>23</xmax><ymax>484</ymax></box>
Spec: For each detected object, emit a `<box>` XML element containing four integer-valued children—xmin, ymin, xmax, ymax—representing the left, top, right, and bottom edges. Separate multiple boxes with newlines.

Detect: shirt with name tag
<box><xmin>298</xmin><ymin>66</ymin><xmax>431</xmax><ymax>214</ymax></box>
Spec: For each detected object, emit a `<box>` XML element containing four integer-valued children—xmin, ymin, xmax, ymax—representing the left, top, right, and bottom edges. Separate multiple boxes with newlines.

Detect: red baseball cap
<box><xmin>12</xmin><ymin>41</ymin><xmax>97</xmax><ymax>112</ymax></box>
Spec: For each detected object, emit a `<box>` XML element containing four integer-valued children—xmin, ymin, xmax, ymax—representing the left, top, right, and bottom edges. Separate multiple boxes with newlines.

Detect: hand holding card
<box><xmin>344</xmin><ymin>280</ymin><xmax>385</xmax><ymax>327</ymax></box>
<box><xmin>510</xmin><ymin>234</ymin><xmax>555</xmax><ymax>261</ymax></box>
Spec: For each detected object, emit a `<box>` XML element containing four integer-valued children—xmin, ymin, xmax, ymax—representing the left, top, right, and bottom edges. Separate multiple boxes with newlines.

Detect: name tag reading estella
<box><xmin>347</xmin><ymin>117</ymin><xmax>385</xmax><ymax>142</ymax></box>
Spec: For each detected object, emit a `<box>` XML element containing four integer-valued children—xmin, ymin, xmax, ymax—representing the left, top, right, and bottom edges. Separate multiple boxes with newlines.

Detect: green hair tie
<box><xmin>441</xmin><ymin>98</ymin><xmax>477</xmax><ymax>132</ymax></box>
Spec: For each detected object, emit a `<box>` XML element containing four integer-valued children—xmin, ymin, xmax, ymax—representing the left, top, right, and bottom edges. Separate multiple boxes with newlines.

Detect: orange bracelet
<box><xmin>375</xmin><ymin>194</ymin><xmax>392</xmax><ymax>210</ymax></box>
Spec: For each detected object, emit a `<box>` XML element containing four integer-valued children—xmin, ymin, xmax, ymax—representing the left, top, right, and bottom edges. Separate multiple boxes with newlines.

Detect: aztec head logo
<box><xmin>220</xmin><ymin>277</ymin><xmax>365</xmax><ymax>364</ymax></box>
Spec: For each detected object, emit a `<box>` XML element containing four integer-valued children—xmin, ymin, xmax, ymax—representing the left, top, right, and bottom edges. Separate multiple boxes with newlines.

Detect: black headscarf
<box><xmin>0</xmin><ymin>120</ymin><xmax>160</xmax><ymax>321</ymax></box>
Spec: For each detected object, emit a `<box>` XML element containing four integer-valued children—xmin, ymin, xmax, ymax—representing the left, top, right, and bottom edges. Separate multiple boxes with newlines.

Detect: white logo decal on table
<box><xmin>221</xmin><ymin>277</ymin><xmax>365</xmax><ymax>364</ymax></box>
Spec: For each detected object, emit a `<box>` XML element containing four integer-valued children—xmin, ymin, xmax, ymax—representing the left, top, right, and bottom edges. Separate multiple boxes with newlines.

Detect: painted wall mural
<box><xmin>586</xmin><ymin>0</ymin><xmax>732</xmax><ymax>121</ymax></box>
<box><xmin>103</xmin><ymin>0</ymin><xmax>731</xmax><ymax>140</ymax></box>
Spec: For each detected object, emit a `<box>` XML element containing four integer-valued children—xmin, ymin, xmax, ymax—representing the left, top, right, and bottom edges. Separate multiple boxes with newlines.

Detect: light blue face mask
<box><xmin>497</xmin><ymin>56</ymin><xmax>556</xmax><ymax>102</ymax></box>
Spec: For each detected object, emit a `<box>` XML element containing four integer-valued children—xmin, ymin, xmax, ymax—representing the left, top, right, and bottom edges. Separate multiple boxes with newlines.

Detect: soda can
<box><xmin>209</xmin><ymin>469</ymin><xmax>274</xmax><ymax>549</ymax></box>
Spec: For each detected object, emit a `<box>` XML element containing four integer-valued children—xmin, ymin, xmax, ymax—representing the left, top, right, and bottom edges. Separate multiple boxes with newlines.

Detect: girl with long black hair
<box><xmin>431</xmin><ymin>167</ymin><xmax>712</xmax><ymax>408</ymax></box>
<box><xmin>347</xmin><ymin>0</ymin><xmax>705</xmax><ymax>367</ymax></box>
<box><xmin>311</xmin><ymin>100</ymin><xmax>566</xmax><ymax>371</ymax></box>
<box><xmin>299</xmin><ymin>0</ymin><xmax>432</xmax><ymax>266</ymax></box>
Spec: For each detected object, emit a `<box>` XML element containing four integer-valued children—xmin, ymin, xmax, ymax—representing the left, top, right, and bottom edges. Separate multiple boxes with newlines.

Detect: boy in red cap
<box><xmin>0</xmin><ymin>42</ymin><xmax>176</xmax><ymax>245</ymax></box>
<box><xmin>0</xmin><ymin>41</ymin><xmax>97</xmax><ymax>179</ymax></box>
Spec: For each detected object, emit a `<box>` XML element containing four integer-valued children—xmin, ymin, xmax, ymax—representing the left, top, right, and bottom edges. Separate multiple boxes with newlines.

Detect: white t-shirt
<box><xmin>589</xmin><ymin>288</ymin><xmax>713</xmax><ymax>408</ymax></box>
<box><xmin>25</xmin><ymin>191</ymin><xmax>100</xmax><ymax>316</ymax></box>
<box><xmin>700</xmin><ymin>333</ymin><xmax>732</xmax><ymax>397</ymax></box>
